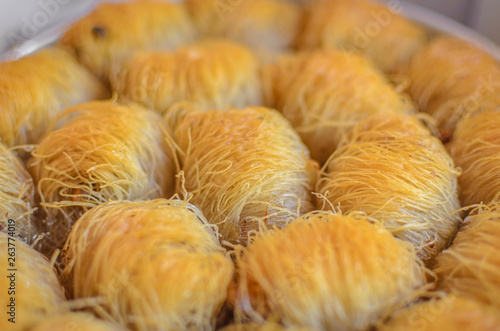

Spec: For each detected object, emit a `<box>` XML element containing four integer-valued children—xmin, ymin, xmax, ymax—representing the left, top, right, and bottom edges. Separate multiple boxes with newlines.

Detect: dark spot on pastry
<box><xmin>73</xmin><ymin>46</ymin><xmax>81</xmax><ymax>59</ymax></box>
<box><xmin>91</xmin><ymin>26</ymin><xmax>107</xmax><ymax>39</ymax></box>
<box><xmin>439</xmin><ymin>130</ymin><xmax>452</xmax><ymax>144</ymax></box>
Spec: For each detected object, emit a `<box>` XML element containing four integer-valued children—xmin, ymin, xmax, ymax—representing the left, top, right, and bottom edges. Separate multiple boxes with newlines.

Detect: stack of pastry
<box><xmin>0</xmin><ymin>0</ymin><xmax>498</xmax><ymax>330</ymax></box>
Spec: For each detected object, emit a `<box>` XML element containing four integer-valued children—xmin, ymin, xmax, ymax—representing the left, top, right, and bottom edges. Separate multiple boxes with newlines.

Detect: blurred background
<box><xmin>0</xmin><ymin>0</ymin><xmax>499</xmax><ymax>56</ymax></box>
<box><xmin>412</xmin><ymin>0</ymin><xmax>500</xmax><ymax>43</ymax></box>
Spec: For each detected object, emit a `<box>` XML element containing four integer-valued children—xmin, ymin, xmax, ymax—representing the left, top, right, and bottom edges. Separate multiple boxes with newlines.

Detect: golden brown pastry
<box><xmin>186</xmin><ymin>0</ymin><xmax>300</xmax><ymax>52</ymax></box>
<box><xmin>59</xmin><ymin>0</ymin><xmax>198</xmax><ymax>81</ymax></box>
<box><xmin>262</xmin><ymin>50</ymin><xmax>412</xmax><ymax>164</ymax></box>
<box><xmin>434</xmin><ymin>203</ymin><xmax>500</xmax><ymax>308</ymax></box>
<box><xmin>0</xmin><ymin>142</ymin><xmax>36</xmax><ymax>244</ymax></box>
<box><xmin>116</xmin><ymin>40</ymin><xmax>262</xmax><ymax>114</ymax></box>
<box><xmin>170</xmin><ymin>106</ymin><xmax>317</xmax><ymax>245</ymax></box>
<box><xmin>297</xmin><ymin>0</ymin><xmax>426</xmax><ymax>73</ymax></box>
<box><xmin>407</xmin><ymin>36</ymin><xmax>500</xmax><ymax>141</ymax></box>
<box><xmin>0</xmin><ymin>47</ymin><xmax>107</xmax><ymax>148</ymax></box>
<box><xmin>317</xmin><ymin>113</ymin><xmax>461</xmax><ymax>264</ymax></box>
<box><xmin>379</xmin><ymin>295</ymin><xmax>500</xmax><ymax>331</ymax></box>
<box><xmin>62</xmin><ymin>199</ymin><xmax>234</xmax><ymax>331</ymax></box>
<box><xmin>220</xmin><ymin>322</ymin><xmax>314</xmax><ymax>331</ymax></box>
<box><xmin>346</xmin><ymin>112</ymin><xmax>433</xmax><ymax>142</ymax></box>
<box><xmin>0</xmin><ymin>232</ymin><xmax>65</xmax><ymax>331</ymax></box>
<box><xmin>235</xmin><ymin>211</ymin><xmax>427</xmax><ymax>330</ymax></box>
<box><xmin>27</xmin><ymin>313</ymin><xmax>125</xmax><ymax>331</ymax></box>
<box><xmin>28</xmin><ymin>101</ymin><xmax>174</xmax><ymax>254</ymax></box>
<box><xmin>449</xmin><ymin>111</ymin><xmax>500</xmax><ymax>206</ymax></box>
